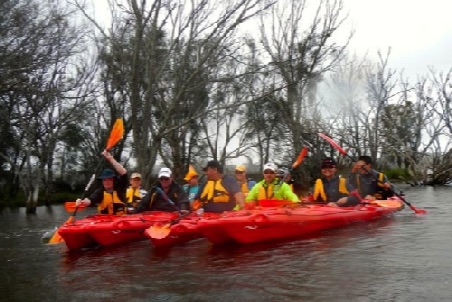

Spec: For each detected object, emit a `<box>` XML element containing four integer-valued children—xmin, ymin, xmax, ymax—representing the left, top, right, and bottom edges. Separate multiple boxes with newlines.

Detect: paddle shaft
<box><xmin>155</xmin><ymin>186</ymin><xmax>182</xmax><ymax>214</ymax></box>
<box><xmin>72</xmin><ymin>173</ymin><xmax>96</xmax><ymax>218</ymax></box>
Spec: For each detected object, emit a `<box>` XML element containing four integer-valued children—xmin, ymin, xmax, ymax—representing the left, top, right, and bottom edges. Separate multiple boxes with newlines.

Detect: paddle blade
<box><xmin>148</xmin><ymin>223</ymin><xmax>171</xmax><ymax>239</ymax></box>
<box><xmin>48</xmin><ymin>227</ymin><xmax>64</xmax><ymax>244</ymax></box>
<box><xmin>318</xmin><ymin>133</ymin><xmax>348</xmax><ymax>156</ymax></box>
<box><xmin>409</xmin><ymin>205</ymin><xmax>427</xmax><ymax>215</ymax></box>
<box><xmin>106</xmin><ymin>118</ymin><xmax>124</xmax><ymax>150</ymax></box>
<box><xmin>292</xmin><ymin>146</ymin><xmax>309</xmax><ymax>169</ymax></box>
<box><xmin>64</xmin><ymin>202</ymin><xmax>86</xmax><ymax>213</ymax></box>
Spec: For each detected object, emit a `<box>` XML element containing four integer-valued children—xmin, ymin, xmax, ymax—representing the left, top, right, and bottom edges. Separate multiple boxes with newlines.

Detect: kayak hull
<box><xmin>58</xmin><ymin>212</ymin><xmax>178</xmax><ymax>250</ymax></box>
<box><xmin>198</xmin><ymin>198</ymin><xmax>403</xmax><ymax>245</ymax></box>
<box><xmin>144</xmin><ymin>213</ymin><xmax>220</xmax><ymax>247</ymax></box>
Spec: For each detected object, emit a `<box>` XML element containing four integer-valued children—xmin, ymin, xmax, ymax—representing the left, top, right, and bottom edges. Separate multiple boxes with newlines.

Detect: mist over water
<box><xmin>1</xmin><ymin>185</ymin><xmax>450</xmax><ymax>301</ymax></box>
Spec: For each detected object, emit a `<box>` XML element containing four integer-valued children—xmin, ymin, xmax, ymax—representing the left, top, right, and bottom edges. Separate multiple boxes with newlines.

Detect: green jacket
<box><xmin>246</xmin><ymin>178</ymin><xmax>299</xmax><ymax>202</ymax></box>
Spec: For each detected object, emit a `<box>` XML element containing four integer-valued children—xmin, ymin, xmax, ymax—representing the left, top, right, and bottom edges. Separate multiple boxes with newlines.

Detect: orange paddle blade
<box><xmin>368</xmin><ymin>199</ymin><xmax>404</xmax><ymax>210</ymax></box>
<box><xmin>292</xmin><ymin>146</ymin><xmax>309</xmax><ymax>169</ymax></box>
<box><xmin>147</xmin><ymin>222</ymin><xmax>171</xmax><ymax>239</ymax></box>
<box><xmin>48</xmin><ymin>226</ymin><xmax>65</xmax><ymax>244</ymax></box>
<box><xmin>106</xmin><ymin>118</ymin><xmax>124</xmax><ymax>150</ymax></box>
<box><xmin>64</xmin><ymin>202</ymin><xmax>87</xmax><ymax>213</ymax></box>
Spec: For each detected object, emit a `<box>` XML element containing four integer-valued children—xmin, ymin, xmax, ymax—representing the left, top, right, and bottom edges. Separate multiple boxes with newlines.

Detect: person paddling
<box><xmin>183</xmin><ymin>165</ymin><xmax>200</xmax><ymax>206</ymax></box>
<box><xmin>235</xmin><ymin>164</ymin><xmax>256</xmax><ymax>197</ymax></box>
<box><xmin>134</xmin><ymin>168</ymin><xmax>190</xmax><ymax>213</ymax></box>
<box><xmin>348</xmin><ymin>156</ymin><xmax>394</xmax><ymax>200</ymax></box>
<box><xmin>126</xmin><ymin>173</ymin><xmax>148</xmax><ymax>212</ymax></box>
<box><xmin>246</xmin><ymin>162</ymin><xmax>299</xmax><ymax>207</ymax></box>
<box><xmin>75</xmin><ymin>150</ymin><xmax>128</xmax><ymax>215</ymax></box>
<box><xmin>192</xmin><ymin>160</ymin><xmax>245</xmax><ymax>213</ymax></box>
<box><xmin>311</xmin><ymin>158</ymin><xmax>359</xmax><ymax>207</ymax></box>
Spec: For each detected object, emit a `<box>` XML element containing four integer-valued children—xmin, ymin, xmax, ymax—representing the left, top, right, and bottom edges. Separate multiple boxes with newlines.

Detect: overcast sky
<box><xmin>344</xmin><ymin>0</ymin><xmax>452</xmax><ymax>79</ymax></box>
<box><xmin>92</xmin><ymin>0</ymin><xmax>452</xmax><ymax>79</ymax></box>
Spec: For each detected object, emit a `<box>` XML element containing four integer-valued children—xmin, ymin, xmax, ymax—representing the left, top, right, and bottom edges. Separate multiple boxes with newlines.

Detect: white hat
<box><xmin>158</xmin><ymin>167</ymin><xmax>172</xmax><ymax>178</ymax></box>
<box><xmin>131</xmin><ymin>173</ymin><xmax>142</xmax><ymax>179</ymax></box>
<box><xmin>263</xmin><ymin>162</ymin><xmax>278</xmax><ymax>173</ymax></box>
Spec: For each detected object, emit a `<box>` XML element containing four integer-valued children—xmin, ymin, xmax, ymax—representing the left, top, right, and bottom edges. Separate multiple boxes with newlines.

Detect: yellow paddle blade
<box><xmin>106</xmin><ymin>118</ymin><xmax>124</xmax><ymax>150</ymax></box>
<box><xmin>148</xmin><ymin>223</ymin><xmax>171</xmax><ymax>239</ymax></box>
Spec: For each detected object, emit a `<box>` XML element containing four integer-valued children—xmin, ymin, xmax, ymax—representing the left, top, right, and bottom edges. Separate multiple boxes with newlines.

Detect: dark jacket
<box><xmin>135</xmin><ymin>182</ymin><xmax>190</xmax><ymax>213</ymax></box>
<box><xmin>348</xmin><ymin>169</ymin><xmax>394</xmax><ymax>200</ymax></box>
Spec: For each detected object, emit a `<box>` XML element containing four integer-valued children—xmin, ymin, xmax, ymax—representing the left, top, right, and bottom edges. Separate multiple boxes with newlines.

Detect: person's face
<box><xmin>355</xmin><ymin>160</ymin><xmax>370</xmax><ymax>174</ymax></box>
<box><xmin>159</xmin><ymin>176</ymin><xmax>172</xmax><ymax>188</ymax></box>
<box><xmin>205</xmin><ymin>167</ymin><xmax>219</xmax><ymax>180</ymax></box>
<box><xmin>263</xmin><ymin>169</ymin><xmax>276</xmax><ymax>183</ymax></box>
<box><xmin>188</xmin><ymin>176</ymin><xmax>198</xmax><ymax>186</ymax></box>
<box><xmin>130</xmin><ymin>177</ymin><xmax>142</xmax><ymax>188</ymax></box>
<box><xmin>321</xmin><ymin>166</ymin><xmax>336</xmax><ymax>179</ymax></box>
<box><xmin>235</xmin><ymin>170</ymin><xmax>246</xmax><ymax>181</ymax></box>
<box><xmin>102</xmin><ymin>177</ymin><xmax>114</xmax><ymax>190</ymax></box>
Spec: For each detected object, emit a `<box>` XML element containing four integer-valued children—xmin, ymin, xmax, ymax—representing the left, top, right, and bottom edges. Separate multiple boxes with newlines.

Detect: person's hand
<box><xmin>364</xmin><ymin>195</ymin><xmax>376</xmax><ymax>201</ymax></box>
<box><xmin>76</xmin><ymin>198</ymin><xmax>90</xmax><ymax>207</ymax></box>
<box><xmin>327</xmin><ymin>202</ymin><xmax>338</xmax><ymax>207</ymax></box>
<box><xmin>179</xmin><ymin>210</ymin><xmax>190</xmax><ymax>215</ymax></box>
<box><xmin>380</xmin><ymin>182</ymin><xmax>392</xmax><ymax>190</ymax></box>
<box><xmin>102</xmin><ymin>149</ymin><xmax>113</xmax><ymax>159</ymax></box>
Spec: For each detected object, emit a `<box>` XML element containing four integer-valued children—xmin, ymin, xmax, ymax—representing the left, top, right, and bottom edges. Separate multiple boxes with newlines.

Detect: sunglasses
<box><xmin>235</xmin><ymin>171</ymin><xmax>245</xmax><ymax>174</ymax></box>
<box><xmin>263</xmin><ymin>170</ymin><xmax>275</xmax><ymax>174</ymax></box>
<box><xmin>159</xmin><ymin>177</ymin><xmax>170</xmax><ymax>181</ymax></box>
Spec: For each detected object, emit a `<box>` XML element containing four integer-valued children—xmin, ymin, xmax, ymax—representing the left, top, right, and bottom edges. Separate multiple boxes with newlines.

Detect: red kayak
<box><xmin>197</xmin><ymin>198</ymin><xmax>404</xmax><ymax>245</ymax></box>
<box><xmin>58</xmin><ymin>211</ymin><xmax>178</xmax><ymax>250</ymax></box>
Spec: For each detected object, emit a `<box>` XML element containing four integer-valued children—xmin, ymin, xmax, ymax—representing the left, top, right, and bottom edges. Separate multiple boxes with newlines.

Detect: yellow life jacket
<box><xmin>200</xmin><ymin>180</ymin><xmax>229</xmax><ymax>203</ymax></box>
<box><xmin>313</xmin><ymin>177</ymin><xmax>348</xmax><ymax>202</ymax></box>
<box><xmin>126</xmin><ymin>187</ymin><xmax>144</xmax><ymax>209</ymax></box>
<box><xmin>256</xmin><ymin>180</ymin><xmax>282</xmax><ymax>200</ymax></box>
<box><xmin>240</xmin><ymin>182</ymin><xmax>249</xmax><ymax>194</ymax></box>
<box><xmin>98</xmin><ymin>191</ymin><xmax>126</xmax><ymax>215</ymax></box>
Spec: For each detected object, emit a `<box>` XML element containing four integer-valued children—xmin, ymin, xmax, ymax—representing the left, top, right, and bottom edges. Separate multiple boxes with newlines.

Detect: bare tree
<box><xmin>258</xmin><ymin>0</ymin><xmax>351</xmax><ymax>158</ymax></box>
<box><xmin>0</xmin><ymin>0</ymin><xmax>97</xmax><ymax>211</ymax></box>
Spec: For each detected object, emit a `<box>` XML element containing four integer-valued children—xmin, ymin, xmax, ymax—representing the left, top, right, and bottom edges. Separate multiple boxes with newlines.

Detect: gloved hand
<box><xmin>76</xmin><ymin>198</ymin><xmax>91</xmax><ymax>207</ymax></box>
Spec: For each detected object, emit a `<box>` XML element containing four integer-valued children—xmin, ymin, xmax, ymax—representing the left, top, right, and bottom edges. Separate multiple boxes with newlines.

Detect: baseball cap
<box><xmin>131</xmin><ymin>173</ymin><xmax>142</xmax><ymax>179</ymax></box>
<box><xmin>235</xmin><ymin>164</ymin><xmax>246</xmax><ymax>172</ymax></box>
<box><xmin>158</xmin><ymin>167</ymin><xmax>172</xmax><ymax>178</ymax></box>
<box><xmin>263</xmin><ymin>162</ymin><xmax>278</xmax><ymax>173</ymax></box>
<box><xmin>321</xmin><ymin>158</ymin><xmax>337</xmax><ymax>168</ymax></box>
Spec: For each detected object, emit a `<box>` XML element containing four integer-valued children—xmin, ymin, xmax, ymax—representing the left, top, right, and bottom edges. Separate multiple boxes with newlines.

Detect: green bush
<box><xmin>384</xmin><ymin>168</ymin><xmax>411</xmax><ymax>181</ymax></box>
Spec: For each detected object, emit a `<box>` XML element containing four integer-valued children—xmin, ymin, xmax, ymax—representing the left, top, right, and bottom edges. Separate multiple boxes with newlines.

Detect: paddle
<box><xmin>318</xmin><ymin>133</ymin><xmax>427</xmax><ymax>214</ymax></box>
<box><xmin>64</xmin><ymin>202</ymin><xmax>88</xmax><ymax>212</ymax></box>
<box><xmin>48</xmin><ymin>119</ymin><xmax>125</xmax><ymax>244</ymax></box>
<box><xmin>68</xmin><ymin>118</ymin><xmax>125</xmax><ymax>222</ymax></box>
<box><xmin>147</xmin><ymin>187</ymin><xmax>189</xmax><ymax>239</ymax></box>
<box><xmin>48</xmin><ymin>174</ymin><xmax>96</xmax><ymax>244</ymax></box>
<box><xmin>280</xmin><ymin>146</ymin><xmax>309</xmax><ymax>183</ymax></box>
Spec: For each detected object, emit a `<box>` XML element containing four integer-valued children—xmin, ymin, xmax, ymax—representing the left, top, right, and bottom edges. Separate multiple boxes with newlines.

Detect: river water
<box><xmin>0</xmin><ymin>185</ymin><xmax>451</xmax><ymax>302</ymax></box>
